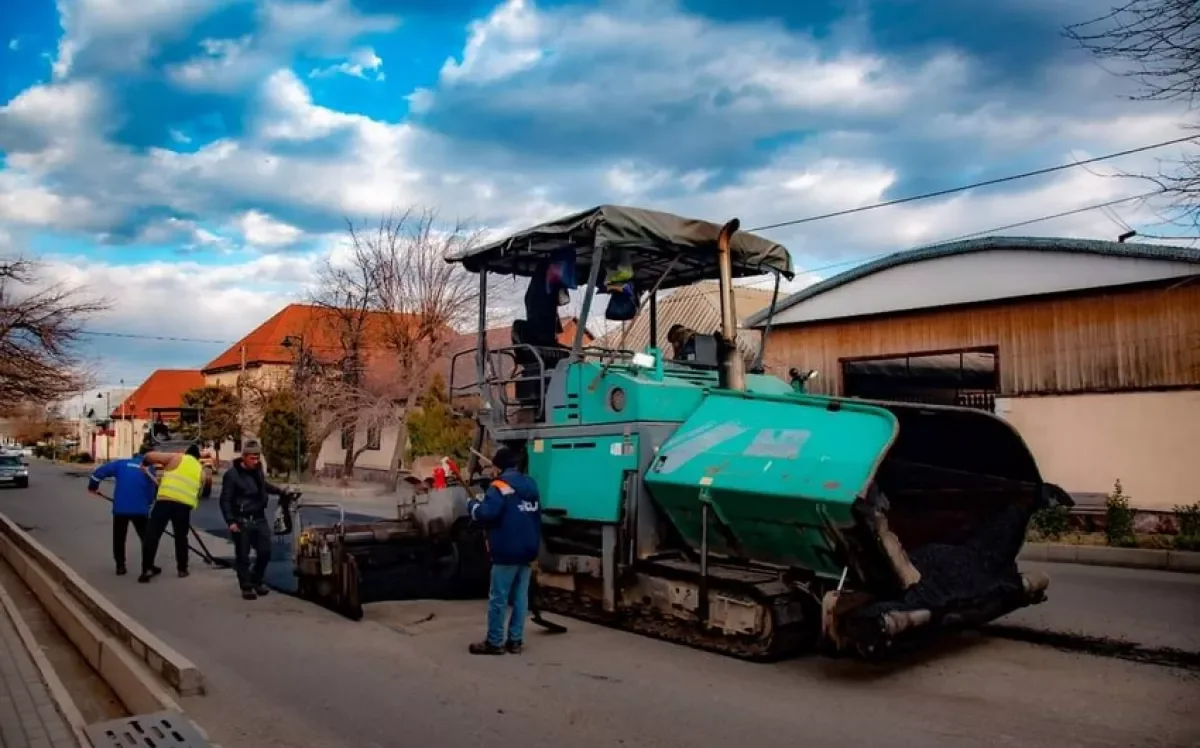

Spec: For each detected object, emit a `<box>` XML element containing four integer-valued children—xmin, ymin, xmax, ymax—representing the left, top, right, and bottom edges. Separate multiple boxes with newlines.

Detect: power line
<box><xmin>748</xmin><ymin>134</ymin><xmax>1197</xmax><ymax>232</ymax></box>
<box><xmin>79</xmin><ymin>330</ymin><xmax>233</xmax><ymax>344</ymax></box>
<box><xmin>80</xmin><ymin>190</ymin><xmax>1178</xmax><ymax>346</ymax></box>
<box><xmin>743</xmin><ymin>189</ymin><xmax>1164</xmax><ymax>287</ymax></box>
<box><xmin>926</xmin><ymin>190</ymin><xmax>1162</xmax><ymax>245</ymax></box>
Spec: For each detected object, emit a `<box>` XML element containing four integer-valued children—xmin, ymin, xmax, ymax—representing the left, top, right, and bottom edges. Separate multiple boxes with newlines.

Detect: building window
<box><xmin>366</xmin><ymin>426</ymin><xmax>381</xmax><ymax>451</ymax></box>
<box><xmin>841</xmin><ymin>347</ymin><xmax>999</xmax><ymax>413</ymax></box>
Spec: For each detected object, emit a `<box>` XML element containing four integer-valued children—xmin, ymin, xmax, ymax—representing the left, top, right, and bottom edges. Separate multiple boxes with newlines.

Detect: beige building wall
<box><xmin>997</xmin><ymin>390</ymin><xmax>1200</xmax><ymax>511</ymax></box>
<box><xmin>316</xmin><ymin>424</ymin><xmax>402</xmax><ymax>477</ymax></box>
<box><xmin>74</xmin><ymin>419</ymin><xmax>146</xmax><ymax>461</ymax></box>
<box><xmin>205</xmin><ymin>364</ymin><xmax>293</xmax><ymax>464</ymax></box>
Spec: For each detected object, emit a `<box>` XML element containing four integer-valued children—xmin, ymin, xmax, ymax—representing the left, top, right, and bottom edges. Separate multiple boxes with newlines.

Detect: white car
<box><xmin>0</xmin><ymin>454</ymin><xmax>29</xmax><ymax>488</ymax></box>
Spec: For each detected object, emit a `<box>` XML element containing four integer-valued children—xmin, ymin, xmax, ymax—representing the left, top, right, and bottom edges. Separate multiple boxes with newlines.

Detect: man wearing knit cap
<box><xmin>467</xmin><ymin>445</ymin><xmax>542</xmax><ymax>655</ymax></box>
<box><xmin>220</xmin><ymin>439</ymin><xmax>287</xmax><ymax>600</ymax></box>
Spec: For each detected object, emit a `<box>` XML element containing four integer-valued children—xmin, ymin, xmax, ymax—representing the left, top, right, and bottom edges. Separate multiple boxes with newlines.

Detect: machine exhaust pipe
<box><xmin>716</xmin><ymin>218</ymin><xmax>745</xmax><ymax>392</ymax></box>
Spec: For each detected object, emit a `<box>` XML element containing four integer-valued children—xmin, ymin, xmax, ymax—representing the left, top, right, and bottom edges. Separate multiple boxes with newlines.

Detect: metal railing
<box><xmin>449</xmin><ymin>344</ymin><xmax>640</xmax><ymax>425</ymax></box>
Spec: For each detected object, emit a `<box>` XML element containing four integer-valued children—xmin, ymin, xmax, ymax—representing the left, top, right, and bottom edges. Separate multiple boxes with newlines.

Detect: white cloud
<box><xmin>425</xmin><ymin>0</ymin><xmax>964</xmax><ymax>123</ymax></box>
<box><xmin>8</xmin><ymin>38</ymin><xmax>19</xmax><ymax>51</ymax></box>
<box><xmin>260</xmin><ymin>0</ymin><xmax>400</xmax><ymax>50</ymax></box>
<box><xmin>0</xmin><ymin>171</ymin><xmax>111</xmax><ymax>230</ymax></box>
<box><xmin>440</xmin><ymin>0</ymin><xmax>544</xmax><ymax>84</ymax></box>
<box><xmin>167</xmin><ymin>35</ymin><xmax>256</xmax><ymax>91</ymax></box>
<box><xmin>0</xmin><ymin>80</ymin><xmax>104</xmax><ymax>143</ymax></box>
<box><xmin>309</xmin><ymin>47</ymin><xmax>385</xmax><ymax>80</ymax></box>
<box><xmin>52</xmin><ymin>0</ymin><xmax>241</xmax><ymax>78</ymax></box>
<box><xmin>36</xmin><ymin>250</ymin><xmax>323</xmax><ymax>382</ymax></box>
<box><xmin>234</xmin><ymin>210</ymin><xmax>303</xmax><ymax>248</ymax></box>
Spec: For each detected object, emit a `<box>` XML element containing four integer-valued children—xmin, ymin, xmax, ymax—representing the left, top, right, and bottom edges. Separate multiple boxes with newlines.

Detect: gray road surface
<box><xmin>3</xmin><ymin>462</ymin><xmax>1198</xmax><ymax>748</ymax></box>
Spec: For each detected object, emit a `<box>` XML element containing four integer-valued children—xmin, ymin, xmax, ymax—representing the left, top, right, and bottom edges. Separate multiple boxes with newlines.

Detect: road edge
<box><xmin>1020</xmin><ymin>542</ymin><xmax>1200</xmax><ymax>574</ymax></box>
<box><xmin>0</xmin><ymin>513</ymin><xmax>206</xmax><ymax>697</ymax></box>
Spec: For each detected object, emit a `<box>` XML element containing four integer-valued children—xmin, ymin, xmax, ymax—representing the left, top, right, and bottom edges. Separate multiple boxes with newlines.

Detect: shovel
<box><xmin>93</xmin><ymin>491</ymin><xmax>230</xmax><ymax>569</ymax></box>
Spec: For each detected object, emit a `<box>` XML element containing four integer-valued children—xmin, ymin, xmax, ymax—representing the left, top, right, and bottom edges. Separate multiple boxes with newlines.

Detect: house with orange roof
<box><xmin>202</xmin><ymin>302</ymin><xmax>464</xmax><ymax>474</ymax></box>
<box><xmin>198</xmin><ymin>301</ymin><xmax>596</xmax><ymax>479</ymax></box>
<box><xmin>105</xmin><ymin>369</ymin><xmax>205</xmax><ymax>460</ymax></box>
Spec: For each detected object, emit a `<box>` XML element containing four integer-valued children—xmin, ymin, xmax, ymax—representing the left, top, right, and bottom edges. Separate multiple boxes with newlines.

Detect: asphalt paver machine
<box><xmin>446</xmin><ymin>205</ymin><xmax>1073</xmax><ymax>659</ymax></box>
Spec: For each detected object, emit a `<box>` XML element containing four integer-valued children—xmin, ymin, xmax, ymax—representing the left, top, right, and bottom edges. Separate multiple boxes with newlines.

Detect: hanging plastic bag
<box><xmin>605</xmin><ymin>282</ymin><xmax>639</xmax><ymax>321</ymax></box>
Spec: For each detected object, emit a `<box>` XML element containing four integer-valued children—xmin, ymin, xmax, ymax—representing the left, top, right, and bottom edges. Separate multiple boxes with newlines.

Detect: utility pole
<box><xmin>282</xmin><ymin>334</ymin><xmax>306</xmax><ymax>483</ymax></box>
<box><xmin>119</xmin><ymin>378</ymin><xmax>126</xmax><ymax>458</ymax></box>
<box><xmin>96</xmin><ymin>391</ymin><xmax>112</xmax><ymax>460</ymax></box>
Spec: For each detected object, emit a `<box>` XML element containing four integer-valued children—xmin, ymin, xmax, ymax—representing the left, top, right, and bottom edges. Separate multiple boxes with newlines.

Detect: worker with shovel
<box><xmin>87</xmin><ymin>444</ymin><xmax>159</xmax><ymax>577</ymax></box>
<box><xmin>139</xmin><ymin>444</ymin><xmax>206</xmax><ymax>582</ymax></box>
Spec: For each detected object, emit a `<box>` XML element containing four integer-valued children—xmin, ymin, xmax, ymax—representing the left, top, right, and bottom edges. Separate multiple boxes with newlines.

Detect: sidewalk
<box><xmin>0</xmin><ymin>585</ymin><xmax>77</xmax><ymax>748</ymax></box>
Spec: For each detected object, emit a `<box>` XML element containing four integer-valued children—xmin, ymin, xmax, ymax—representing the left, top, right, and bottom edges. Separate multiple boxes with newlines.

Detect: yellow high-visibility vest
<box><xmin>156</xmin><ymin>455</ymin><xmax>203</xmax><ymax>509</ymax></box>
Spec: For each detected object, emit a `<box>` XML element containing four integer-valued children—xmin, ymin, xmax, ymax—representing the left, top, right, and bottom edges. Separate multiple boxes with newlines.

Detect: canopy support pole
<box><xmin>570</xmin><ymin>245</ymin><xmax>605</xmax><ymax>362</ymax></box>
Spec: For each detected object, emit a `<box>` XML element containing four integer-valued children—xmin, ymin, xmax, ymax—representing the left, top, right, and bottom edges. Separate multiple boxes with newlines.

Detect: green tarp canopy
<box><xmin>446</xmin><ymin>205</ymin><xmax>795</xmax><ymax>290</ymax></box>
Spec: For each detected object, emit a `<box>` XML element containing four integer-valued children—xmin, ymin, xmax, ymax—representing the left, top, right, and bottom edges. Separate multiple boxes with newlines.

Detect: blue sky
<box><xmin>0</xmin><ymin>0</ymin><xmax>1194</xmax><ymax>389</ymax></box>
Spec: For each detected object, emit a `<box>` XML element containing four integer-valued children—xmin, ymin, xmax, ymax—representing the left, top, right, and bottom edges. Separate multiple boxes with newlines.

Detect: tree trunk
<box><xmin>305</xmin><ymin>442</ymin><xmax>323</xmax><ymax>482</ymax></box>
<box><xmin>387</xmin><ymin>415</ymin><xmax>410</xmax><ymax>485</ymax></box>
<box><xmin>342</xmin><ymin>421</ymin><xmax>357</xmax><ymax>478</ymax></box>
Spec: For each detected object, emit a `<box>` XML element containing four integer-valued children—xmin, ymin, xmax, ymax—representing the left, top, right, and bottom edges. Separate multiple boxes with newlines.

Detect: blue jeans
<box><xmin>487</xmin><ymin>564</ymin><xmax>532</xmax><ymax>647</ymax></box>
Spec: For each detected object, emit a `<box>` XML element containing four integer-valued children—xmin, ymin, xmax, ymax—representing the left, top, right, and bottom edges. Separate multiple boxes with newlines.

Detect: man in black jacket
<box><xmin>219</xmin><ymin>440</ymin><xmax>286</xmax><ymax>600</ymax></box>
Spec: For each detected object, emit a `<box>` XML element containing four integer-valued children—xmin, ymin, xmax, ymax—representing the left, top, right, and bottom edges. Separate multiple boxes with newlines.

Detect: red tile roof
<box><xmin>203</xmin><ymin>303</ymin><xmax>425</xmax><ymax>374</ymax></box>
<box><xmin>111</xmin><ymin>369</ymin><xmax>205</xmax><ymax>420</ymax></box>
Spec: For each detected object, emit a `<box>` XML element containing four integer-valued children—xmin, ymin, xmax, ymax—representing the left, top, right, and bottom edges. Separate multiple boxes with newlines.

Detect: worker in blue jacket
<box><xmin>466</xmin><ymin>446</ymin><xmax>541</xmax><ymax>655</ymax></box>
<box><xmin>87</xmin><ymin>445</ymin><xmax>158</xmax><ymax>577</ymax></box>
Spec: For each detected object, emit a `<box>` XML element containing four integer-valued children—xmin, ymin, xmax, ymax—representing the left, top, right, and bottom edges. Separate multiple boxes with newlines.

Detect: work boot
<box><xmin>505</xmin><ymin>640</ymin><xmax>523</xmax><ymax>655</ymax></box>
<box><xmin>254</xmin><ymin>585</ymin><xmax>270</xmax><ymax>597</ymax></box>
<box><xmin>116</xmin><ymin>564</ymin><xmax>127</xmax><ymax>576</ymax></box>
<box><xmin>137</xmin><ymin>567</ymin><xmax>162</xmax><ymax>584</ymax></box>
<box><xmin>241</xmin><ymin>589</ymin><xmax>257</xmax><ymax>601</ymax></box>
<box><xmin>468</xmin><ymin>641</ymin><xmax>505</xmax><ymax>655</ymax></box>
<box><xmin>178</xmin><ymin>569</ymin><xmax>189</xmax><ymax>578</ymax></box>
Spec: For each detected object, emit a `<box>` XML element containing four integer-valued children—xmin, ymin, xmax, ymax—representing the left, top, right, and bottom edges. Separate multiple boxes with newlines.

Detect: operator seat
<box><xmin>510</xmin><ymin>319</ymin><xmax>569</xmax><ymax>419</ymax></box>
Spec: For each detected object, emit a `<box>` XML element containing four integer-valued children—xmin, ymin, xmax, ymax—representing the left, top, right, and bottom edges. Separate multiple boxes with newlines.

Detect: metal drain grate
<box><xmin>85</xmin><ymin>710</ymin><xmax>211</xmax><ymax>747</ymax></box>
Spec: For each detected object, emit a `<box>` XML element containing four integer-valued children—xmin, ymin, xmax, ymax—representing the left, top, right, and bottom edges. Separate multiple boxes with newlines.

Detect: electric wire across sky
<box><xmin>75</xmin><ymin>134</ymin><xmax>1196</xmax><ymax>346</ymax></box>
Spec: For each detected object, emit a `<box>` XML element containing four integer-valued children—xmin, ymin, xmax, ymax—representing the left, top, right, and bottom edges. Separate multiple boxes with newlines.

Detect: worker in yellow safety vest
<box><xmin>138</xmin><ymin>444</ymin><xmax>205</xmax><ymax>583</ymax></box>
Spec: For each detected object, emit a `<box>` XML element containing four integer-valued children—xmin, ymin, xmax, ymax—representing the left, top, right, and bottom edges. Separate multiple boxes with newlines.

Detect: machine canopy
<box><xmin>446</xmin><ymin>205</ymin><xmax>795</xmax><ymax>291</ymax></box>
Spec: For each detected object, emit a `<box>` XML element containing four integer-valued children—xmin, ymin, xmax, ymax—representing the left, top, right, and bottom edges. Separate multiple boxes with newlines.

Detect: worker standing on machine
<box><xmin>467</xmin><ymin>446</ymin><xmax>542</xmax><ymax>655</ymax></box>
<box><xmin>219</xmin><ymin>440</ymin><xmax>287</xmax><ymax>601</ymax></box>
<box><xmin>139</xmin><ymin>444</ymin><xmax>205</xmax><ymax>583</ymax></box>
<box><xmin>87</xmin><ymin>444</ymin><xmax>158</xmax><ymax>577</ymax></box>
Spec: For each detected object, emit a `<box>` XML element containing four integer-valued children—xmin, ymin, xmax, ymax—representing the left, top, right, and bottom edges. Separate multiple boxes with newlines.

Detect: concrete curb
<box><xmin>0</xmin><ymin>576</ymin><xmax>91</xmax><ymax>747</ymax></box>
<box><xmin>1020</xmin><ymin>542</ymin><xmax>1200</xmax><ymax>573</ymax></box>
<box><xmin>0</xmin><ymin>514</ymin><xmax>205</xmax><ymax>697</ymax></box>
<box><xmin>0</xmin><ymin>521</ymin><xmax>184</xmax><ymax>716</ymax></box>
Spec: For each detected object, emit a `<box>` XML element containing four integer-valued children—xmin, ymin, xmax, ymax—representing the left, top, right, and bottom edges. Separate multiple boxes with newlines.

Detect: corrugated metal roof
<box><xmin>597</xmin><ymin>281</ymin><xmax>776</xmax><ymax>358</ymax></box>
<box><xmin>745</xmin><ymin>235</ymin><xmax>1200</xmax><ymax>328</ymax></box>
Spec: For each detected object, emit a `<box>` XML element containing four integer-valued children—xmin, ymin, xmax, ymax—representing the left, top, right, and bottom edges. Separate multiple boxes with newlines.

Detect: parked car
<box><xmin>0</xmin><ymin>454</ymin><xmax>29</xmax><ymax>488</ymax></box>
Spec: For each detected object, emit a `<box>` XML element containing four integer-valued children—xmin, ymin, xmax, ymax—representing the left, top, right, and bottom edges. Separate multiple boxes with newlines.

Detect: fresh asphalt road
<box><xmin>2</xmin><ymin>462</ymin><xmax>1198</xmax><ymax>748</ymax></box>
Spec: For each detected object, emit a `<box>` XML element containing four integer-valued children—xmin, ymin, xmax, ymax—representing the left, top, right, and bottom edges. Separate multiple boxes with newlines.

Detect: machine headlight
<box><xmin>15</xmin><ymin>469</ymin><xmax>27</xmax><ymax>476</ymax></box>
<box><xmin>631</xmin><ymin>352</ymin><xmax>656</xmax><ymax>370</ymax></box>
<box><xmin>608</xmin><ymin>387</ymin><xmax>626</xmax><ymax>412</ymax></box>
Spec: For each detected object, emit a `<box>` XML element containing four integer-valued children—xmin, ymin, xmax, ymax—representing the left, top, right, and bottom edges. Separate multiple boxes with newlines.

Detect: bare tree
<box><xmin>1067</xmin><ymin>0</ymin><xmax>1200</xmax><ymax>228</ymax></box>
<box><xmin>347</xmin><ymin>209</ymin><xmax>482</xmax><ymax>481</ymax></box>
<box><xmin>309</xmin><ymin>231</ymin><xmax>382</xmax><ymax>476</ymax></box>
<box><xmin>0</xmin><ymin>258</ymin><xmax>108</xmax><ymax>407</ymax></box>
